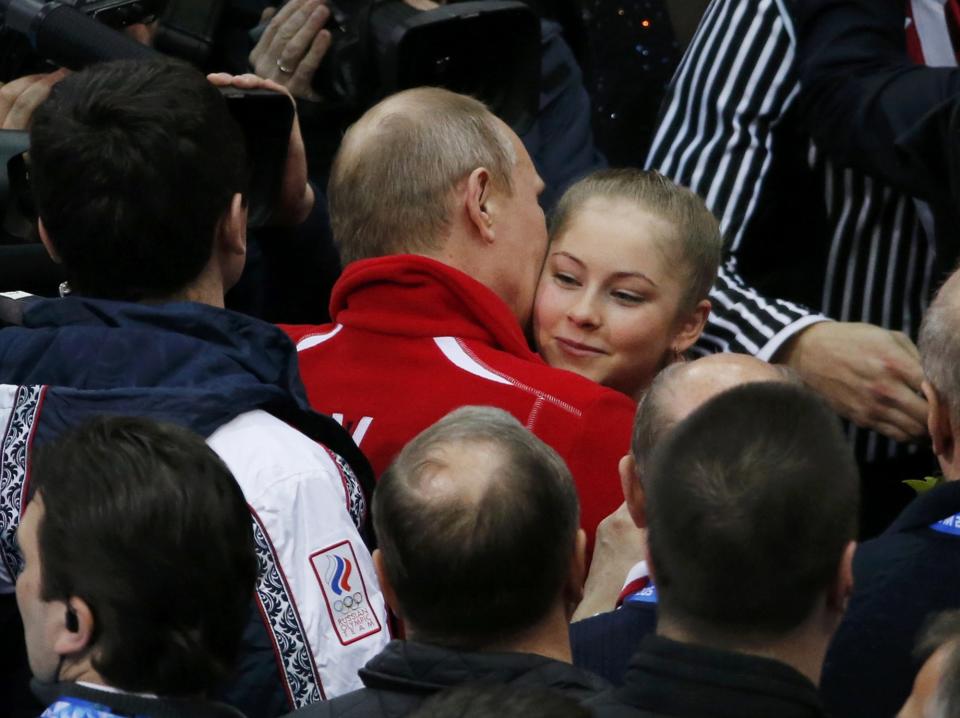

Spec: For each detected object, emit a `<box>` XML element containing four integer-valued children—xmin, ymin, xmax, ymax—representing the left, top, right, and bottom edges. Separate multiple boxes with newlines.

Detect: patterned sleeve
<box><xmin>646</xmin><ymin>0</ymin><xmax>827</xmax><ymax>358</ymax></box>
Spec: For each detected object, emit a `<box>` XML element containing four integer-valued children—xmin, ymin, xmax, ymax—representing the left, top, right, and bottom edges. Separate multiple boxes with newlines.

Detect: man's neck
<box><xmin>657</xmin><ymin>618</ymin><xmax>829</xmax><ymax>685</ymax></box>
<box><xmin>478</xmin><ymin>611</ymin><xmax>573</xmax><ymax>663</ymax></box>
<box><xmin>152</xmin><ymin>273</ymin><xmax>225</xmax><ymax>308</ymax></box>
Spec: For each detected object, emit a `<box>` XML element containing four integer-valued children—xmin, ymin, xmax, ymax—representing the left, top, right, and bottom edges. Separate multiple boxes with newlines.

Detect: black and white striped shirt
<box><xmin>646</xmin><ymin>0</ymin><xmax>938</xmax><ymax>461</ymax></box>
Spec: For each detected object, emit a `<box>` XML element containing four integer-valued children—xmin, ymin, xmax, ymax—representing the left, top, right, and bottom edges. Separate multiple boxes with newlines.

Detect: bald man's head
<box><xmin>630</xmin><ymin>354</ymin><xmax>797</xmax><ymax>476</ymax></box>
<box><xmin>920</xmin><ymin>268</ymin><xmax>960</xmax><ymax>422</ymax></box>
<box><xmin>329</xmin><ymin>87</ymin><xmax>517</xmax><ymax>266</ymax></box>
<box><xmin>373</xmin><ymin>406</ymin><xmax>579</xmax><ymax>648</ymax></box>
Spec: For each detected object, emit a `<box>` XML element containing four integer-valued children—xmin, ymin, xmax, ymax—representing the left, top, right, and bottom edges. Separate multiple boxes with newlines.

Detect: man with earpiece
<box><xmin>15</xmin><ymin>416</ymin><xmax>257</xmax><ymax>718</ymax></box>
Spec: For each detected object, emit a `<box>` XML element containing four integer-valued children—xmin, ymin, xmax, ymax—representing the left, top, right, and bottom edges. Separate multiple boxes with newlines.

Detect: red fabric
<box><xmin>281</xmin><ymin>255</ymin><xmax>636</xmax><ymax>546</ymax></box>
<box><xmin>617</xmin><ymin>577</ymin><xmax>651</xmax><ymax>608</ymax></box>
<box><xmin>906</xmin><ymin>2</ymin><xmax>924</xmax><ymax>63</ymax></box>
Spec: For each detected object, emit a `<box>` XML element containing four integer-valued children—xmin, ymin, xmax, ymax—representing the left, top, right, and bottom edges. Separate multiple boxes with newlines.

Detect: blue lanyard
<box><xmin>624</xmin><ymin>583</ymin><xmax>658</xmax><ymax>605</ymax></box>
<box><xmin>930</xmin><ymin>513</ymin><xmax>960</xmax><ymax>536</ymax></box>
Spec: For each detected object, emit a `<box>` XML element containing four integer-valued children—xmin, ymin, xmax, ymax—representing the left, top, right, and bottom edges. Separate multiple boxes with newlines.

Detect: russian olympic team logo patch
<box><xmin>310</xmin><ymin>540</ymin><xmax>382</xmax><ymax>645</ymax></box>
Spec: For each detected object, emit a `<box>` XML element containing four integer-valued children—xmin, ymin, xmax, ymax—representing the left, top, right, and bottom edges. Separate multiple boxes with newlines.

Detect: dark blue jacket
<box><xmin>570</xmin><ymin>602</ymin><xmax>657</xmax><ymax>686</ymax></box>
<box><xmin>822</xmin><ymin>480</ymin><xmax>960</xmax><ymax>718</ymax></box>
<box><xmin>0</xmin><ymin>297</ymin><xmax>373</xmax><ymax>718</ymax></box>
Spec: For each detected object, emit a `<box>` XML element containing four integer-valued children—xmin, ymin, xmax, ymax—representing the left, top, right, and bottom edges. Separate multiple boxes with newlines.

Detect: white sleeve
<box><xmin>208</xmin><ymin>411</ymin><xmax>389</xmax><ymax>707</ymax></box>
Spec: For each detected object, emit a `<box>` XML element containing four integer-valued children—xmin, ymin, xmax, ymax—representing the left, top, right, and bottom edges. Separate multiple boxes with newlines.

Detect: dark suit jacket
<box><xmin>822</xmin><ymin>480</ymin><xmax>960</xmax><ymax>718</ymax></box>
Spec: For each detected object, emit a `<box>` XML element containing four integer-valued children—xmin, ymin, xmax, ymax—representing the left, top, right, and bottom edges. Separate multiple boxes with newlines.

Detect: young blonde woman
<box><xmin>535</xmin><ymin>169</ymin><xmax>722</xmax><ymax>399</ymax></box>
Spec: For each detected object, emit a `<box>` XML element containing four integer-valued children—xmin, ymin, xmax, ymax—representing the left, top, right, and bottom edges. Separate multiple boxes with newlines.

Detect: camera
<box><xmin>57</xmin><ymin>0</ymin><xmax>166</xmax><ymax>27</ymax></box>
<box><xmin>254</xmin><ymin>0</ymin><xmax>541</xmax><ymax>133</ymax></box>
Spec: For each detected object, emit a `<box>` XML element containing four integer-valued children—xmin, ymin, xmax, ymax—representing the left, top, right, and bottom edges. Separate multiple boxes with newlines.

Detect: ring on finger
<box><xmin>277</xmin><ymin>58</ymin><xmax>294</xmax><ymax>74</ymax></box>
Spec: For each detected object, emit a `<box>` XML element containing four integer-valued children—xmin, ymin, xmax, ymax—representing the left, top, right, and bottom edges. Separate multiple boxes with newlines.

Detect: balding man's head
<box><xmin>630</xmin><ymin>354</ymin><xmax>797</xmax><ymax>475</ymax></box>
<box><xmin>373</xmin><ymin>406</ymin><xmax>580</xmax><ymax>648</ymax></box>
<box><xmin>920</xmin><ymin>269</ymin><xmax>960</xmax><ymax>421</ymax></box>
<box><xmin>329</xmin><ymin>87</ymin><xmax>516</xmax><ymax>266</ymax></box>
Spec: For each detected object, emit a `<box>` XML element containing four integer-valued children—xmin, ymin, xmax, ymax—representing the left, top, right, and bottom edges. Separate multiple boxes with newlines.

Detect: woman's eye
<box><xmin>554</xmin><ymin>272</ymin><xmax>580</xmax><ymax>287</ymax></box>
<box><xmin>613</xmin><ymin>290</ymin><xmax>644</xmax><ymax>304</ymax></box>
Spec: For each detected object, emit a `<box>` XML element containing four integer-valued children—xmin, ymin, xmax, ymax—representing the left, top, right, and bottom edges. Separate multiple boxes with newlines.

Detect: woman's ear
<box><xmin>672</xmin><ymin>299</ymin><xmax>711</xmax><ymax>353</ymax></box>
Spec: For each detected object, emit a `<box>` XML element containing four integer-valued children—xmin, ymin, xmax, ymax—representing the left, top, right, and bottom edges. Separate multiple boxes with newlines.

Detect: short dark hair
<box><xmin>410</xmin><ymin>684</ymin><xmax>590</xmax><ymax>718</ymax></box>
<box><xmin>30</xmin><ymin>58</ymin><xmax>247</xmax><ymax>301</ymax></box>
<box><xmin>30</xmin><ymin>416</ymin><xmax>257</xmax><ymax>696</ymax></box>
<box><xmin>645</xmin><ymin>383</ymin><xmax>859</xmax><ymax>637</ymax></box>
<box><xmin>373</xmin><ymin>406</ymin><xmax>579</xmax><ymax>648</ymax></box>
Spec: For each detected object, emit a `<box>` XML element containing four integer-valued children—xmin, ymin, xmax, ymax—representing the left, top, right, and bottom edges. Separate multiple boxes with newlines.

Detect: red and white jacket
<box><xmin>281</xmin><ymin>255</ymin><xmax>636</xmax><ymax>543</ymax></box>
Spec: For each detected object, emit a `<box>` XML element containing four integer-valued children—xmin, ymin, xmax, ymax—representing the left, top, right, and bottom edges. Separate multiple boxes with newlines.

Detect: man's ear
<box><xmin>372</xmin><ymin>549</ymin><xmax>401</xmax><ymax>619</ymax></box>
<box><xmin>672</xmin><ymin>299</ymin><xmax>711</xmax><ymax>354</ymax></box>
<box><xmin>53</xmin><ymin>597</ymin><xmax>94</xmax><ymax>659</ymax></box>
<box><xmin>827</xmin><ymin>541</ymin><xmax>856</xmax><ymax>614</ymax></box>
<box><xmin>37</xmin><ymin>218</ymin><xmax>61</xmax><ymax>263</ymax></box>
<box><xmin>619</xmin><ymin>454</ymin><xmax>647</xmax><ymax>529</ymax></box>
<box><xmin>923</xmin><ymin>380</ymin><xmax>954</xmax><ymax>464</ymax></box>
<box><xmin>464</xmin><ymin>167</ymin><xmax>495</xmax><ymax>244</ymax></box>
<box><xmin>218</xmin><ymin>193</ymin><xmax>247</xmax><ymax>257</ymax></box>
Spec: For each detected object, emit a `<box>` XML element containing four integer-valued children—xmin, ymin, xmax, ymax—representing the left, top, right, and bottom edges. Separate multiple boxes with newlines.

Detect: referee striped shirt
<box><xmin>646</xmin><ymin>0</ymin><xmax>937</xmax><ymax>461</ymax></box>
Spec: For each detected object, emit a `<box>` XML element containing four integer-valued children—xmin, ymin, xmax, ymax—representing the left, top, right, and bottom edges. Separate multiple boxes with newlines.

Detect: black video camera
<box><xmin>253</xmin><ymin>0</ymin><xmax>541</xmax><ymax>133</ymax></box>
<box><xmin>56</xmin><ymin>0</ymin><xmax>165</xmax><ymax>27</ymax></box>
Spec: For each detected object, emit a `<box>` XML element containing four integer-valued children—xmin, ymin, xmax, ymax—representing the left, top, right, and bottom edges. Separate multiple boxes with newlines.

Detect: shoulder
<box><xmin>284</xmin><ymin>687</ymin><xmax>409</xmax><ymax>718</ymax></box>
<box><xmin>206</xmin><ymin>410</ymin><xmax>345</xmax><ymax>499</ymax></box>
<box><xmin>279</xmin><ymin>322</ymin><xmax>340</xmax><ymax>348</ymax></box>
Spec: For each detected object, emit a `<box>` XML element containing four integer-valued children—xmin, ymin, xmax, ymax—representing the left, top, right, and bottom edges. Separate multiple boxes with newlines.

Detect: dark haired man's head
<box><xmin>410</xmin><ymin>683</ymin><xmax>590</xmax><ymax>718</ymax></box>
<box><xmin>373</xmin><ymin>406</ymin><xmax>584</xmax><ymax>652</ymax></box>
<box><xmin>15</xmin><ymin>416</ymin><xmax>256</xmax><ymax>696</ymax></box>
<box><xmin>644</xmin><ymin>382</ymin><xmax>858</xmax><ymax>653</ymax></box>
<box><xmin>899</xmin><ymin>610</ymin><xmax>960</xmax><ymax>718</ymax></box>
<box><xmin>30</xmin><ymin>58</ymin><xmax>247</xmax><ymax>302</ymax></box>
<box><xmin>620</xmin><ymin>353</ymin><xmax>797</xmax><ymax>528</ymax></box>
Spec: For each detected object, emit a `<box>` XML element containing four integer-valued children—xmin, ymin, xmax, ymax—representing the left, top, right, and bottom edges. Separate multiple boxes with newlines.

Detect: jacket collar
<box><xmin>608</xmin><ymin>635</ymin><xmax>824</xmax><ymax>718</ymax></box>
<box><xmin>1</xmin><ymin>296</ymin><xmax>310</xmax><ymax>438</ymax></box>
<box><xmin>360</xmin><ymin>640</ymin><xmax>608</xmax><ymax>697</ymax></box>
<box><xmin>885</xmin><ymin>479</ymin><xmax>960</xmax><ymax>533</ymax></box>
<box><xmin>329</xmin><ymin>255</ymin><xmax>542</xmax><ymax>361</ymax></box>
<box><xmin>33</xmin><ymin>680</ymin><xmax>246</xmax><ymax>718</ymax></box>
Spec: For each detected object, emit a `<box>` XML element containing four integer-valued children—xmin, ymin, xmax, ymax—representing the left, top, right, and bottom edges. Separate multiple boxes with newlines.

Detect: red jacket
<box><xmin>281</xmin><ymin>255</ymin><xmax>636</xmax><ymax>542</ymax></box>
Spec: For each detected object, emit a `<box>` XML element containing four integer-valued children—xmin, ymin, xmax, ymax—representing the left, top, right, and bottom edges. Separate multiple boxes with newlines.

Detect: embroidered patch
<box><xmin>310</xmin><ymin>540</ymin><xmax>382</xmax><ymax>646</ymax></box>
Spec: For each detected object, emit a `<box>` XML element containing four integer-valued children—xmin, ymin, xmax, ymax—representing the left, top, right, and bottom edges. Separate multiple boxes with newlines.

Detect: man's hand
<box><xmin>572</xmin><ymin>503</ymin><xmax>647</xmax><ymax>622</ymax></box>
<box><xmin>249</xmin><ymin>0</ymin><xmax>332</xmax><ymax>102</ymax></box>
<box><xmin>207</xmin><ymin>72</ymin><xmax>315</xmax><ymax>226</ymax></box>
<box><xmin>775</xmin><ymin>321</ymin><xmax>928</xmax><ymax>443</ymax></box>
<box><xmin>0</xmin><ymin>70</ymin><xmax>67</xmax><ymax>130</ymax></box>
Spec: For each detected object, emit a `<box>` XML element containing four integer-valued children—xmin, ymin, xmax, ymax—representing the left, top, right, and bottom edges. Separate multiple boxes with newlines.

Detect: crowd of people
<box><xmin>1</xmin><ymin>1</ymin><xmax>960</xmax><ymax>717</ymax></box>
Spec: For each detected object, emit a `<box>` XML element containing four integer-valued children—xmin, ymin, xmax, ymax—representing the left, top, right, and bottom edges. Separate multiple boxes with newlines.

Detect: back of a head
<box><xmin>30</xmin><ymin>416</ymin><xmax>257</xmax><ymax>696</ymax></box>
<box><xmin>645</xmin><ymin>382</ymin><xmax>858</xmax><ymax>638</ymax></box>
<box><xmin>909</xmin><ymin>611</ymin><xmax>960</xmax><ymax>718</ymax></box>
<box><xmin>919</xmin><ymin>270</ymin><xmax>960</xmax><ymax>422</ymax></box>
<box><xmin>374</xmin><ymin>406</ymin><xmax>579</xmax><ymax>648</ymax></box>
<box><xmin>631</xmin><ymin>355</ymin><xmax>798</xmax><ymax>472</ymax></box>
<box><xmin>329</xmin><ymin>87</ymin><xmax>516</xmax><ymax>266</ymax></box>
<box><xmin>30</xmin><ymin>58</ymin><xmax>247</xmax><ymax>301</ymax></box>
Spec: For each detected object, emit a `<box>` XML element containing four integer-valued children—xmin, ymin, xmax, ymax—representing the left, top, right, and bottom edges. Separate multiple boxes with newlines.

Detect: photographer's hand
<box><xmin>207</xmin><ymin>73</ymin><xmax>315</xmax><ymax>226</ymax></box>
<box><xmin>0</xmin><ymin>70</ymin><xmax>67</xmax><ymax>130</ymax></box>
<box><xmin>249</xmin><ymin>0</ymin><xmax>331</xmax><ymax>102</ymax></box>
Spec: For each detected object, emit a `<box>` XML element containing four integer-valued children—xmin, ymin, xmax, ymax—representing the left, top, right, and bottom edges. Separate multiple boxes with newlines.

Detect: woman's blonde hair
<box><xmin>549</xmin><ymin>168</ymin><xmax>722</xmax><ymax>311</ymax></box>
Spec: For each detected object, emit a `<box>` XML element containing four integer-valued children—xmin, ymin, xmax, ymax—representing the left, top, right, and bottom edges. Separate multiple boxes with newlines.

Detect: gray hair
<box><xmin>920</xmin><ymin>270</ymin><xmax>960</xmax><ymax>422</ymax></box>
<box><xmin>916</xmin><ymin>611</ymin><xmax>960</xmax><ymax>718</ymax></box>
<box><xmin>329</xmin><ymin>87</ymin><xmax>517</xmax><ymax>266</ymax></box>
